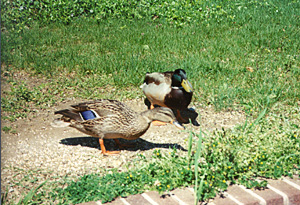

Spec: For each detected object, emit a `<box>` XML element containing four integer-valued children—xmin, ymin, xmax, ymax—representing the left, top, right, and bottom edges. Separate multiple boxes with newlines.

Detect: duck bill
<box><xmin>171</xmin><ymin>120</ymin><xmax>185</xmax><ymax>130</ymax></box>
<box><xmin>181</xmin><ymin>79</ymin><xmax>193</xmax><ymax>93</ymax></box>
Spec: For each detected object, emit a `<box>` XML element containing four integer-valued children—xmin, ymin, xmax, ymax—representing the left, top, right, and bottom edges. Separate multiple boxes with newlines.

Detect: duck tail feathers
<box><xmin>54</xmin><ymin>109</ymin><xmax>83</xmax><ymax>122</ymax></box>
<box><xmin>51</xmin><ymin>119</ymin><xmax>71</xmax><ymax>127</ymax></box>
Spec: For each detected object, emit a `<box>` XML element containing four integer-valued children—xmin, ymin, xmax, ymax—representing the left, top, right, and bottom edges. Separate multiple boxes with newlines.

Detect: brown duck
<box><xmin>53</xmin><ymin>99</ymin><xmax>184</xmax><ymax>155</ymax></box>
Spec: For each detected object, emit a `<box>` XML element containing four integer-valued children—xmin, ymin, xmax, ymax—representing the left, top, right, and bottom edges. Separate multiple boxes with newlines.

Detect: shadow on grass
<box><xmin>60</xmin><ymin>137</ymin><xmax>187</xmax><ymax>152</ymax></box>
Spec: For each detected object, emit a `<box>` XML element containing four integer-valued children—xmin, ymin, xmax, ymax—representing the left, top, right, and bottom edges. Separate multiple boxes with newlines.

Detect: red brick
<box><xmin>268</xmin><ymin>179</ymin><xmax>300</xmax><ymax>205</ymax></box>
<box><xmin>209</xmin><ymin>194</ymin><xmax>239</xmax><ymax>205</ymax></box>
<box><xmin>81</xmin><ymin>177</ymin><xmax>300</xmax><ymax>205</ymax></box>
<box><xmin>104</xmin><ymin>197</ymin><xmax>124</xmax><ymax>205</ymax></box>
<box><xmin>143</xmin><ymin>191</ymin><xmax>179</xmax><ymax>205</ymax></box>
<box><xmin>283</xmin><ymin>176</ymin><xmax>300</xmax><ymax>188</ymax></box>
<box><xmin>124</xmin><ymin>194</ymin><xmax>152</xmax><ymax>205</ymax></box>
<box><xmin>227</xmin><ymin>185</ymin><xmax>260</xmax><ymax>205</ymax></box>
<box><xmin>252</xmin><ymin>187</ymin><xmax>283</xmax><ymax>205</ymax></box>
<box><xmin>171</xmin><ymin>187</ymin><xmax>195</xmax><ymax>204</ymax></box>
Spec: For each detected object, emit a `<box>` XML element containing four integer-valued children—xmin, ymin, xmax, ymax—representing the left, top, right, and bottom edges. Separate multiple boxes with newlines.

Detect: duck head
<box><xmin>172</xmin><ymin>69</ymin><xmax>193</xmax><ymax>93</ymax></box>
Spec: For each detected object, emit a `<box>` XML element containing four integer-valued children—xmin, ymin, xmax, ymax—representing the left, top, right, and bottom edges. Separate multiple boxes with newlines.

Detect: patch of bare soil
<box><xmin>1</xmin><ymin>72</ymin><xmax>245</xmax><ymax>202</ymax></box>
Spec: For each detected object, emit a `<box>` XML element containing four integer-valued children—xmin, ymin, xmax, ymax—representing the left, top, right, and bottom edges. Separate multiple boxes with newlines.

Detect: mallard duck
<box><xmin>53</xmin><ymin>99</ymin><xmax>184</xmax><ymax>155</ymax></box>
<box><xmin>140</xmin><ymin>69</ymin><xmax>193</xmax><ymax>123</ymax></box>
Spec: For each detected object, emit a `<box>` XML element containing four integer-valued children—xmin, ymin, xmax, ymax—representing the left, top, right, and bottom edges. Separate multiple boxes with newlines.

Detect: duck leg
<box><xmin>150</xmin><ymin>104</ymin><xmax>167</xmax><ymax>126</ymax></box>
<box><xmin>99</xmin><ymin>139</ymin><xmax>120</xmax><ymax>156</ymax></box>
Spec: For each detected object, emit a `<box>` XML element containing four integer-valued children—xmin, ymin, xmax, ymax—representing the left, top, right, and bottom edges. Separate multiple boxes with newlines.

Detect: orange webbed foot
<box><xmin>102</xmin><ymin>150</ymin><xmax>121</xmax><ymax>156</ymax></box>
<box><xmin>151</xmin><ymin>120</ymin><xmax>167</xmax><ymax>126</ymax></box>
<box><xmin>99</xmin><ymin>139</ymin><xmax>120</xmax><ymax>156</ymax></box>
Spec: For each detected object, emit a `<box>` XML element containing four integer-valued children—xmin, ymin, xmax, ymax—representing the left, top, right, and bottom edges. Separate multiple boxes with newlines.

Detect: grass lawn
<box><xmin>1</xmin><ymin>0</ymin><xmax>300</xmax><ymax>204</ymax></box>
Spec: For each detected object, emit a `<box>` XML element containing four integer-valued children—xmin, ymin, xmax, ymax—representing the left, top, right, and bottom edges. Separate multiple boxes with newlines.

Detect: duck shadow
<box><xmin>59</xmin><ymin>137</ymin><xmax>187</xmax><ymax>152</ymax></box>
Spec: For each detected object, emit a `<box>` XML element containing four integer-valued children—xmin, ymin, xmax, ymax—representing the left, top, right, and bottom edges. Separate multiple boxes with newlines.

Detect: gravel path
<box><xmin>1</xmin><ymin>98</ymin><xmax>245</xmax><ymax>202</ymax></box>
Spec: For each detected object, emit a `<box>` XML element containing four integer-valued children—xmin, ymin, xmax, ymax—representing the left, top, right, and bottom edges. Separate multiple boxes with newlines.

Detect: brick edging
<box><xmin>77</xmin><ymin>176</ymin><xmax>300</xmax><ymax>205</ymax></box>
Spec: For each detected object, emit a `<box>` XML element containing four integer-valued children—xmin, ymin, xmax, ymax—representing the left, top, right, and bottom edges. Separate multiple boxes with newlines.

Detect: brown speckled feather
<box><xmin>71</xmin><ymin>99</ymin><xmax>136</xmax><ymax>122</ymax></box>
<box><xmin>54</xmin><ymin>100</ymin><xmax>181</xmax><ymax>141</ymax></box>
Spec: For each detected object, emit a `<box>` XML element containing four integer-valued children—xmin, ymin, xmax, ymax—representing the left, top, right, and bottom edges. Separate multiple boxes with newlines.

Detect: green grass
<box><xmin>7</xmin><ymin>110</ymin><xmax>299</xmax><ymax>204</ymax></box>
<box><xmin>50</xmin><ymin>105</ymin><xmax>298</xmax><ymax>204</ymax></box>
<box><xmin>2</xmin><ymin>14</ymin><xmax>299</xmax><ymax>118</ymax></box>
<box><xmin>1</xmin><ymin>0</ymin><xmax>300</xmax><ymax>204</ymax></box>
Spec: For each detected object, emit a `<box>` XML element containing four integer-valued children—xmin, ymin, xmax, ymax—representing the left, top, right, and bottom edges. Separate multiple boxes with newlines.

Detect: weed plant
<box><xmin>1</xmin><ymin>0</ymin><xmax>244</xmax><ymax>31</ymax></box>
<box><xmin>30</xmin><ymin>107</ymin><xmax>300</xmax><ymax>203</ymax></box>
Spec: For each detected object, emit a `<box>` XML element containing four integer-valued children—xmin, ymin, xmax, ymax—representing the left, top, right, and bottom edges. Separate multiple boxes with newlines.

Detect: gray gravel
<box><xmin>1</xmin><ymin>99</ymin><xmax>245</xmax><ymax>202</ymax></box>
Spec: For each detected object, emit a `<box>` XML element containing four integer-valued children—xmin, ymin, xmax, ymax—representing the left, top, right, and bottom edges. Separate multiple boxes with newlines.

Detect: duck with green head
<box><xmin>140</xmin><ymin>69</ymin><xmax>193</xmax><ymax>124</ymax></box>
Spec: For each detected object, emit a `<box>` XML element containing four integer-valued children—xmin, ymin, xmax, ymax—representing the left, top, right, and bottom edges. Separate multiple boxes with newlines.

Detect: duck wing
<box><xmin>71</xmin><ymin>99</ymin><xmax>135</xmax><ymax>118</ymax></box>
<box><xmin>143</xmin><ymin>72</ymin><xmax>172</xmax><ymax>86</ymax></box>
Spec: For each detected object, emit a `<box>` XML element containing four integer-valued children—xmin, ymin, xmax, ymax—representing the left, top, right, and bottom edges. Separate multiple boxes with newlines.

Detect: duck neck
<box><xmin>140</xmin><ymin>109</ymin><xmax>155</xmax><ymax>124</ymax></box>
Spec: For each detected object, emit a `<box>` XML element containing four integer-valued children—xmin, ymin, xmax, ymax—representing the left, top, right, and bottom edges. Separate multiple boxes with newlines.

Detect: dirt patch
<box><xmin>1</xmin><ymin>71</ymin><xmax>245</xmax><ymax>202</ymax></box>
